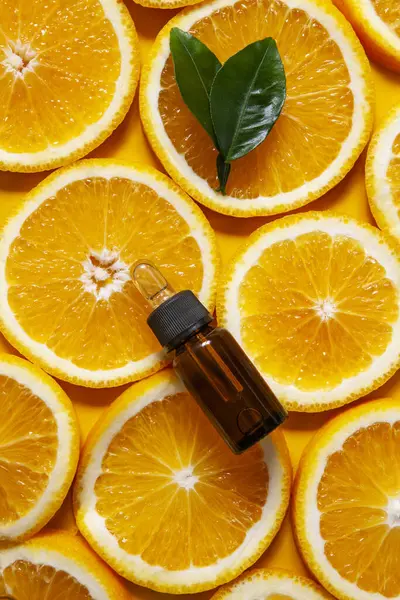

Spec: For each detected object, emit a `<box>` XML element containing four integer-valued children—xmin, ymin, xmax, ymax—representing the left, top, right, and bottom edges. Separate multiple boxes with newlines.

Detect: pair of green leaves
<box><xmin>170</xmin><ymin>28</ymin><xmax>286</xmax><ymax>195</ymax></box>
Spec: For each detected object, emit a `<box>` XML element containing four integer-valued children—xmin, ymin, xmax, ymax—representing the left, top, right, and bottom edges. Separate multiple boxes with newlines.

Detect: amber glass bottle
<box><xmin>133</xmin><ymin>262</ymin><xmax>287</xmax><ymax>454</ymax></box>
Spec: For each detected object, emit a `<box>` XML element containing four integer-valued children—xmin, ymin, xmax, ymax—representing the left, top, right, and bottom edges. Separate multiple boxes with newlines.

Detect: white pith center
<box><xmin>314</xmin><ymin>298</ymin><xmax>337</xmax><ymax>321</ymax></box>
<box><xmin>2</xmin><ymin>40</ymin><xmax>37</xmax><ymax>75</ymax></box>
<box><xmin>387</xmin><ymin>497</ymin><xmax>400</xmax><ymax>528</ymax></box>
<box><xmin>80</xmin><ymin>249</ymin><xmax>131</xmax><ymax>301</ymax></box>
<box><xmin>173</xmin><ymin>466</ymin><xmax>198</xmax><ymax>491</ymax></box>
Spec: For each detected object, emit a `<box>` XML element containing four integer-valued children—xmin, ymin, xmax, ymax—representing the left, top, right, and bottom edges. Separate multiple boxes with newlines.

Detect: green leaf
<box><xmin>170</xmin><ymin>28</ymin><xmax>221</xmax><ymax>145</ymax></box>
<box><xmin>210</xmin><ymin>37</ymin><xmax>286</xmax><ymax>163</ymax></box>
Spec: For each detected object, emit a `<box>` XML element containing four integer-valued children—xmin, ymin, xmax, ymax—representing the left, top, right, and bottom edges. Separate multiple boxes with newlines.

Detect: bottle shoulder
<box><xmin>175</xmin><ymin>326</ymin><xmax>237</xmax><ymax>357</ymax></box>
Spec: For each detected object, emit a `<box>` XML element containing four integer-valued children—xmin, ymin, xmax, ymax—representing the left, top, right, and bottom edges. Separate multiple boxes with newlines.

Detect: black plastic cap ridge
<box><xmin>147</xmin><ymin>290</ymin><xmax>213</xmax><ymax>350</ymax></box>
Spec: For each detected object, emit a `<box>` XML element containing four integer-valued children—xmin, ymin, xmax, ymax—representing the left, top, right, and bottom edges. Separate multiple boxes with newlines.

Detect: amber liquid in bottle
<box><xmin>133</xmin><ymin>261</ymin><xmax>287</xmax><ymax>454</ymax></box>
<box><xmin>173</xmin><ymin>326</ymin><xmax>287</xmax><ymax>453</ymax></box>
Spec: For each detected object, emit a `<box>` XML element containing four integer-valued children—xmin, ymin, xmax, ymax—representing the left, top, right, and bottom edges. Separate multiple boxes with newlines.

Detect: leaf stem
<box><xmin>216</xmin><ymin>154</ymin><xmax>231</xmax><ymax>195</ymax></box>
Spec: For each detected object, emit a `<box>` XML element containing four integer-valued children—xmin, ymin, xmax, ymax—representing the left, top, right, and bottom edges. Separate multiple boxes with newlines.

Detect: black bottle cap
<box><xmin>147</xmin><ymin>290</ymin><xmax>213</xmax><ymax>350</ymax></box>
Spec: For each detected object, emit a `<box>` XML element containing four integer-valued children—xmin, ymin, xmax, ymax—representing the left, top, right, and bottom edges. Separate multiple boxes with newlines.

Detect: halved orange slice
<box><xmin>0</xmin><ymin>354</ymin><xmax>79</xmax><ymax>542</ymax></box>
<box><xmin>0</xmin><ymin>531</ymin><xmax>130</xmax><ymax>599</ymax></box>
<box><xmin>294</xmin><ymin>398</ymin><xmax>400</xmax><ymax>600</ymax></box>
<box><xmin>74</xmin><ymin>369</ymin><xmax>291</xmax><ymax>593</ymax></box>
<box><xmin>141</xmin><ymin>0</ymin><xmax>373</xmax><ymax>217</ymax></box>
<box><xmin>211</xmin><ymin>568</ymin><xmax>335</xmax><ymax>599</ymax></box>
<box><xmin>218</xmin><ymin>212</ymin><xmax>400</xmax><ymax>411</ymax></box>
<box><xmin>367</xmin><ymin>105</ymin><xmax>400</xmax><ymax>236</ymax></box>
<box><xmin>334</xmin><ymin>0</ymin><xmax>400</xmax><ymax>72</ymax></box>
<box><xmin>0</xmin><ymin>0</ymin><xmax>139</xmax><ymax>172</ymax></box>
<box><xmin>0</xmin><ymin>160</ymin><xmax>218</xmax><ymax>387</ymax></box>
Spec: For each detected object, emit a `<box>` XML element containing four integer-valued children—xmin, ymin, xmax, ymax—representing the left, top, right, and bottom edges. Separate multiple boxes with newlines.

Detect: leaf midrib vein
<box><xmin>227</xmin><ymin>44</ymin><xmax>272</xmax><ymax>160</ymax></box>
<box><xmin>180</xmin><ymin>37</ymin><xmax>210</xmax><ymax>100</ymax></box>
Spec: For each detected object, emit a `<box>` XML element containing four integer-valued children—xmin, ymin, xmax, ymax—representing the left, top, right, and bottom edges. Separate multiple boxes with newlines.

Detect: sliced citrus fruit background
<box><xmin>0</xmin><ymin>531</ymin><xmax>130</xmax><ymax>599</ymax></box>
<box><xmin>333</xmin><ymin>0</ymin><xmax>400</xmax><ymax>72</ymax></box>
<box><xmin>0</xmin><ymin>0</ymin><xmax>139</xmax><ymax>172</ymax></box>
<box><xmin>294</xmin><ymin>398</ymin><xmax>400</xmax><ymax>600</ymax></box>
<box><xmin>0</xmin><ymin>160</ymin><xmax>218</xmax><ymax>387</ymax></box>
<box><xmin>74</xmin><ymin>369</ymin><xmax>291</xmax><ymax>593</ymax></box>
<box><xmin>218</xmin><ymin>212</ymin><xmax>400</xmax><ymax>412</ymax></box>
<box><xmin>140</xmin><ymin>0</ymin><xmax>373</xmax><ymax>217</ymax></box>
<box><xmin>211</xmin><ymin>568</ymin><xmax>335</xmax><ymax>599</ymax></box>
<box><xmin>0</xmin><ymin>354</ymin><xmax>79</xmax><ymax>542</ymax></box>
<box><xmin>367</xmin><ymin>104</ymin><xmax>400</xmax><ymax>236</ymax></box>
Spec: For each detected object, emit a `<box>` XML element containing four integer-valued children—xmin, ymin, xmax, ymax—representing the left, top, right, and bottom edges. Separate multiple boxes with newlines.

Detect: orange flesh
<box><xmin>388</xmin><ymin>132</ymin><xmax>400</xmax><ymax>213</ymax></box>
<box><xmin>159</xmin><ymin>0</ymin><xmax>353</xmax><ymax>200</ymax></box>
<box><xmin>0</xmin><ymin>375</ymin><xmax>57</xmax><ymax>525</ymax></box>
<box><xmin>370</xmin><ymin>0</ymin><xmax>400</xmax><ymax>35</ymax></box>
<box><xmin>0</xmin><ymin>560</ymin><xmax>92</xmax><ymax>599</ymax></box>
<box><xmin>0</xmin><ymin>0</ymin><xmax>121</xmax><ymax>153</ymax></box>
<box><xmin>6</xmin><ymin>177</ymin><xmax>204</xmax><ymax>371</ymax></box>
<box><xmin>95</xmin><ymin>392</ymin><xmax>268</xmax><ymax>569</ymax></box>
<box><xmin>318</xmin><ymin>421</ymin><xmax>400</xmax><ymax>597</ymax></box>
<box><xmin>239</xmin><ymin>232</ymin><xmax>398</xmax><ymax>391</ymax></box>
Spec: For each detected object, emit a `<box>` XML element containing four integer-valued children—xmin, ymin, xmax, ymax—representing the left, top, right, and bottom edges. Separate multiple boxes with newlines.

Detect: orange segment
<box><xmin>371</xmin><ymin>0</ymin><xmax>400</xmax><ymax>35</ymax></box>
<box><xmin>159</xmin><ymin>0</ymin><xmax>352</xmax><ymax>200</ymax></box>
<box><xmin>95</xmin><ymin>391</ymin><xmax>268</xmax><ymax>570</ymax></box>
<box><xmin>0</xmin><ymin>161</ymin><xmax>218</xmax><ymax>386</ymax></box>
<box><xmin>1</xmin><ymin>560</ymin><xmax>92</xmax><ymax>600</ymax></box>
<box><xmin>239</xmin><ymin>232</ymin><xmax>398</xmax><ymax>392</ymax></box>
<box><xmin>0</xmin><ymin>0</ymin><xmax>139</xmax><ymax>171</ymax></box>
<box><xmin>0</xmin><ymin>375</ymin><xmax>57</xmax><ymax>525</ymax></box>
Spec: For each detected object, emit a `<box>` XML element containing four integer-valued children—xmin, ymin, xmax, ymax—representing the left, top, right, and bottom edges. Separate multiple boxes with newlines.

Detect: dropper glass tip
<box><xmin>132</xmin><ymin>260</ymin><xmax>176</xmax><ymax>310</ymax></box>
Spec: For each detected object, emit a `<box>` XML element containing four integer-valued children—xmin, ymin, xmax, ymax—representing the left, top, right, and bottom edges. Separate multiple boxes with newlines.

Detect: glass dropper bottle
<box><xmin>133</xmin><ymin>261</ymin><xmax>287</xmax><ymax>454</ymax></box>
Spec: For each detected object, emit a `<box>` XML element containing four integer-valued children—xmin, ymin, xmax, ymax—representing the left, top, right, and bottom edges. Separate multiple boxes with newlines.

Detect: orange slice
<box><xmin>74</xmin><ymin>369</ymin><xmax>291</xmax><ymax>593</ymax></box>
<box><xmin>140</xmin><ymin>0</ymin><xmax>373</xmax><ymax>217</ymax></box>
<box><xmin>333</xmin><ymin>0</ymin><xmax>400</xmax><ymax>72</ymax></box>
<box><xmin>294</xmin><ymin>398</ymin><xmax>400</xmax><ymax>600</ymax></box>
<box><xmin>218</xmin><ymin>212</ymin><xmax>400</xmax><ymax>411</ymax></box>
<box><xmin>0</xmin><ymin>531</ymin><xmax>130</xmax><ymax>599</ymax></box>
<box><xmin>367</xmin><ymin>105</ymin><xmax>400</xmax><ymax>236</ymax></box>
<box><xmin>211</xmin><ymin>568</ymin><xmax>335</xmax><ymax>599</ymax></box>
<box><xmin>0</xmin><ymin>354</ymin><xmax>79</xmax><ymax>542</ymax></box>
<box><xmin>0</xmin><ymin>0</ymin><xmax>139</xmax><ymax>172</ymax></box>
<box><xmin>0</xmin><ymin>160</ymin><xmax>218</xmax><ymax>387</ymax></box>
